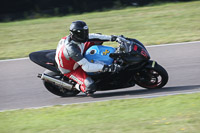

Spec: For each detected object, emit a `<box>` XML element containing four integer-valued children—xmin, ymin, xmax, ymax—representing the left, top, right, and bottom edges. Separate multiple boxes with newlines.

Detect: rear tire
<box><xmin>134</xmin><ymin>64</ymin><xmax>168</xmax><ymax>89</ymax></box>
<box><xmin>43</xmin><ymin>70</ymin><xmax>80</xmax><ymax>97</ymax></box>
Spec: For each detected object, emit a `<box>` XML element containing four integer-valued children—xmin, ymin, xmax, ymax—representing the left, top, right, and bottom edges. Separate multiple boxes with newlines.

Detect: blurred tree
<box><xmin>0</xmin><ymin>0</ymin><xmax>195</xmax><ymax>21</ymax></box>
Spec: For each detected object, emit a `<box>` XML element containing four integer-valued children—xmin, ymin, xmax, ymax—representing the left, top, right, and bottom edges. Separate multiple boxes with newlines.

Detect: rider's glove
<box><xmin>102</xmin><ymin>64</ymin><xmax>121</xmax><ymax>73</ymax></box>
<box><xmin>111</xmin><ymin>35</ymin><xmax>118</xmax><ymax>42</ymax></box>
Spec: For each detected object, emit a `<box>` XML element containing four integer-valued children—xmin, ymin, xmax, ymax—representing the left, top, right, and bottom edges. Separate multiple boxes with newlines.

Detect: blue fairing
<box><xmin>84</xmin><ymin>45</ymin><xmax>115</xmax><ymax>65</ymax></box>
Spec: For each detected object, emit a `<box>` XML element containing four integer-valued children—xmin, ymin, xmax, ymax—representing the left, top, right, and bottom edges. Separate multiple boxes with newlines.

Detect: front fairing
<box><xmin>125</xmin><ymin>38</ymin><xmax>150</xmax><ymax>60</ymax></box>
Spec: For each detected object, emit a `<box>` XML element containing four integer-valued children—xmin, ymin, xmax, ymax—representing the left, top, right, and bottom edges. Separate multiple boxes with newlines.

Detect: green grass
<box><xmin>0</xmin><ymin>1</ymin><xmax>200</xmax><ymax>59</ymax></box>
<box><xmin>0</xmin><ymin>93</ymin><xmax>200</xmax><ymax>133</ymax></box>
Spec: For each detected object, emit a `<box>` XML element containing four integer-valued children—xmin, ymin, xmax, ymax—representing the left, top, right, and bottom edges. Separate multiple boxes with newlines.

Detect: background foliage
<box><xmin>0</xmin><ymin>0</ymin><xmax>194</xmax><ymax>21</ymax></box>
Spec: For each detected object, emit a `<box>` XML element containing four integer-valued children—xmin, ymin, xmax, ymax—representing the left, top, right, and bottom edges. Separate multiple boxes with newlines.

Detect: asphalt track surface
<box><xmin>0</xmin><ymin>42</ymin><xmax>200</xmax><ymax>111</ymax></box>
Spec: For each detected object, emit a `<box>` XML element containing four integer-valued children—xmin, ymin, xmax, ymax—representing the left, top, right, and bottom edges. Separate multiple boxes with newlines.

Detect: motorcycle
<box><xmin>29</xmin><ymin>36</ymin><xmax>168</xmax><ymax>97</ymax></box>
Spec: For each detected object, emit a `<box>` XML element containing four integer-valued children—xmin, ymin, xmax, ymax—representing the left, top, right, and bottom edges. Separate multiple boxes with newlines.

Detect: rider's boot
<box><xmin>85</xmin><ymin>83</ymin><xmax>97</xmax><ymax>96</ymax></box>
<box><xmin>75</xmin><ymin>83</ymin><xmax>96</xmax><ymax>96</ymax></box>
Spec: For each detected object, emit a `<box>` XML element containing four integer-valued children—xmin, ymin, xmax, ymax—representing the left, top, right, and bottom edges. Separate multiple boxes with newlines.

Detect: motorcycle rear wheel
<box><xmin>134</xmin><ymin>64</ymin><xmax>168</xmax><ymax>89</ymax></box>
<box><xmin>43</xmin><ymin>70</ymin><xmax>80</xmax><ymax>97</ymax></box>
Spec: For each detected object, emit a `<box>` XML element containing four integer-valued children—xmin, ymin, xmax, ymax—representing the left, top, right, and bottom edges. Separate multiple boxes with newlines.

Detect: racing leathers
<box><xmin>55</xmin><ymin>33</ymin><xmax>114</xmax><ymax>94</ymax></box>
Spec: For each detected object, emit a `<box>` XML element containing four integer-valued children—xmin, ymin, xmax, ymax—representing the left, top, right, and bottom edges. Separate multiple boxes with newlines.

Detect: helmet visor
<box><xmin>72</xmin><ymin>29</ymin><xmax>89</xmax><ymax>42</ymax></box>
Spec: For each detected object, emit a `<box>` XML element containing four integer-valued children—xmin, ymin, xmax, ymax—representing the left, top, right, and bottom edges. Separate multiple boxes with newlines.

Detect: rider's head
<box><xmin>69</xmin><ymin>20</ymin><xmax>89</xmax><ymax>43</ymax></box>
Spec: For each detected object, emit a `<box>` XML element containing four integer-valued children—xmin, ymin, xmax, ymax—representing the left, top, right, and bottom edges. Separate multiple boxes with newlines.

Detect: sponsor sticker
<box><xmin>152</xmin><ymin>61</ymin><xmax>156</xmax><ymax>68</ymax></box>
<box><xmin>69</xmin><ymin>75</ymin><xmax>83</xmax><ymax>85</ymax></box>
<box><xmin>83</xmin><ymin>26</ymin><xmax>88</xmax><ymax>30</ymax></box>
<box><xmin>103</xmin><ymin>50</ymin><xmax>110</xmax><ymax>55</ymax></box>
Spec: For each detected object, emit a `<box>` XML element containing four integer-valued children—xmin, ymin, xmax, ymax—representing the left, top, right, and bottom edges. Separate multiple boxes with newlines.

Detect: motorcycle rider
<box><xmin>55</xmin><ymin>20</ymin><xmax>120</xmax><ymax>95</ymax></box>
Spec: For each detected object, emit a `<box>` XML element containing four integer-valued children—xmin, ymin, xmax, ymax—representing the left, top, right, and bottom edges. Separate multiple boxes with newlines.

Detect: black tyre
<box><xmin>134</xmin><ymin>64</ymin><xmax>168</xmax><ymax>89</ymax></box>
<box><xmin>43</xmin><ymin>70</ymin><xmax>80</xmax><ymax>97</ymax></box>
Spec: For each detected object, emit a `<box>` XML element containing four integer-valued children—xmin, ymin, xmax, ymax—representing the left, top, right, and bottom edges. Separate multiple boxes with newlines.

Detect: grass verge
<box><xmin>0</xmin><ymin>1</ymin><xmax>200</xmax><ymax>59</ymax></box>
<box><xmin>0</xmin><ymin>93</ymin><xmax>200</xmax><ymax>133</ymax></box>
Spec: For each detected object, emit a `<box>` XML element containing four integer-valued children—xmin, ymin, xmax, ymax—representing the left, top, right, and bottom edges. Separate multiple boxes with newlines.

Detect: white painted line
<box><xmin>0</xmin><ymin>57</ymin><xmax>29</xmax><ymax>62</ymax></box>
<box><xmin>0</xmin><ymin>41</ymin><xmax>199</xmax><ymax>62</ymax></box>
<box><xmin>146</xmin><ymin>41</ymin><xmax>200</xmax><ymax>48</ymax></box>
<box><xmin>1</xmin><ymin>90</ymin><xmax>200</xmax><ymax>112</ymax></box>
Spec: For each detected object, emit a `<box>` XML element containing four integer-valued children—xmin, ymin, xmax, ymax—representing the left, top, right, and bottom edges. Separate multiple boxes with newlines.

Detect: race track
<box><xmin>0</xmin><ymin>42</ymin><xmax>200</xmax><ymax>111</ymax></box>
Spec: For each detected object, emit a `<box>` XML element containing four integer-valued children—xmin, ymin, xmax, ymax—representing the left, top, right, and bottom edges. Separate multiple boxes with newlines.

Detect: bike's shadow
<box><xmin>76</xmin><ymin>85</ymin><xmax>200</xmax><ymax>98</ymax></box>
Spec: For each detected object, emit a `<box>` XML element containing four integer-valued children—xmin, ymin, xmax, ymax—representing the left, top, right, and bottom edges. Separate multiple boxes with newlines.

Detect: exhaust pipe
<box><xmin>38</xmin><ymin>73</ymin><xmax>73</xmax><ymax>90</ymax></box>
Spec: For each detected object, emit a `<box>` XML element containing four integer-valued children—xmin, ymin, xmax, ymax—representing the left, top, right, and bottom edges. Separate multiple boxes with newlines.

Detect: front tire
<box><xmin>43</xmin><ymin>70</ymin><xmax>80</xmax><ymax>97</ymax></box>
<box><xmin>134</xmin><ymin>64</ymin><xmax>168</xmax><ymax>89</ymax></box>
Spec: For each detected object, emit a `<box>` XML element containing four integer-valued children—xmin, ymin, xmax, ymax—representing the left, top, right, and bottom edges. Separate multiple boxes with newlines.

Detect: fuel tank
<box><xmin>84</xmin><ymin>45</ymin><xmax>116</xmax><ymax>65</ymax></box>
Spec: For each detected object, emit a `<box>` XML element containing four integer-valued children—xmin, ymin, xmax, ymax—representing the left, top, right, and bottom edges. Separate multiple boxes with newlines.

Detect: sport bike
<box><xmin>29</xmin><ymin>36</ymin><xmax>168</xmax><ymax>97</ymax></box>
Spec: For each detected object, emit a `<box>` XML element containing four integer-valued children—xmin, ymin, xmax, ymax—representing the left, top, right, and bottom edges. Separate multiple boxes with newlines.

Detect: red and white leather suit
<box><xmin>55</xmin><ymin>33</ymin><xmax>112</xmax><ymax>93</ymax></box>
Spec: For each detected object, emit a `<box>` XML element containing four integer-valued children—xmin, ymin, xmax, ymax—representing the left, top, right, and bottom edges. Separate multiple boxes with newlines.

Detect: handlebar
<box><xmin>116</xmin><ymin>36</ymin><xmax>131</xmax><ymax>45</ymax></box>
<box><xmin>115</xmin><ymin>36</ymin><xmax>132</xmax><ymax>53</ymax></box>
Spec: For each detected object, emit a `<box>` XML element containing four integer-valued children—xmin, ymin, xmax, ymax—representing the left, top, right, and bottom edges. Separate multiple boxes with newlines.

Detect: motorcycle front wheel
<box><xmin>134</xmin><ymin>64</ymin><xmax>168</xmax><ymax>89</ymax></box>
